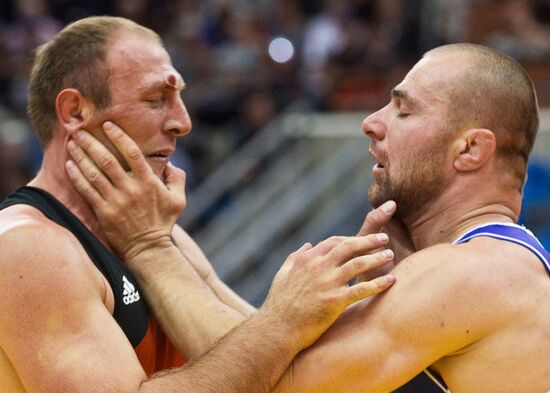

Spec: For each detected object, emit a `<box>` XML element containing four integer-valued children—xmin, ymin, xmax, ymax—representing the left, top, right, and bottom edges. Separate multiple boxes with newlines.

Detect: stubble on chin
<box><xmin>367</xmin><ymin>182</ymin><xmax>387</xmax><ymax>209</ymax></box>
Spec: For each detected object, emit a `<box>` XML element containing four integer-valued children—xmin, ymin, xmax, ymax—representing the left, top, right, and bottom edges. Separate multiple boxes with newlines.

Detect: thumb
<box><xmin>279</xmin><ymin>242</ymin><xmax>313</xmax><ymax>275</ymax></box>
<box><xmin>165</xmin><ymin>162</ymin><xmax>187</xmax><ymax>206</ymax></box>
<box><xmin>165</xmin><ymin>162</ymin><xmax>186</xmax><ymax>192</ymax></box>
<box><xmin>357</xmin><ymin>200</ymin><xmax>396</xmax><ymax>236</ymax></box>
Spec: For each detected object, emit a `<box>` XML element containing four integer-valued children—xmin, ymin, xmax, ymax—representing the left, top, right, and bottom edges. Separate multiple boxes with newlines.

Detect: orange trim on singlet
<box><xmin>134</xmin><ymin>316</ymin><xmax>187</xmax><ymax>375</ymax></box>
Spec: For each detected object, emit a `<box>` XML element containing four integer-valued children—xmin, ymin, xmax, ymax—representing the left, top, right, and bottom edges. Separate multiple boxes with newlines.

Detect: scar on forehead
<box><xmin>164</xmin><ymin>71</ymin><xmax>184</xmax><ymax>90</ymax></box>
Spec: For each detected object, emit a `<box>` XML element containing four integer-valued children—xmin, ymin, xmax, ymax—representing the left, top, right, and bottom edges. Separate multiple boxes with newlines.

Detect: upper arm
<box><xmin>0</xmin><ymin>223</ymin><xmax>147</xmax><ymax>393</ymax></box>
<box><xmin>172</xmin><ymin>225</ymin><xmax>255</xmax><ymax>315</ymax></box>
<box><xmin>274</xmin><ymin>245</ymin><xmax>507</xmax><ymax>392</ymax></box>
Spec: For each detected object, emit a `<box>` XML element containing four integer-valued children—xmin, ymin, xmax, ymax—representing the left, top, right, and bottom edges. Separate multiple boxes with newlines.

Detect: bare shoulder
<box><xmin>0</xmin><ymin>204</ymin><xmax>91</xmax><ymax>271</ymax></box>
<box><xmin>395</xmin><ymin>238</ymin><xmax>546</xmax><ymax>293</ymax></box>
<box><xmin>386</xmin><ymin>238</ymin><xmax>543</xmax><ymax>332</ymax></box>
<box><xmin>0</xmin><ymin>205</ymin><xmax>146</xmax><ymax>392</ymax></box>
<box><xmin>0</xmin><ymin>204</ymin><xmax>108</xmax><ymax>321</ymax></box>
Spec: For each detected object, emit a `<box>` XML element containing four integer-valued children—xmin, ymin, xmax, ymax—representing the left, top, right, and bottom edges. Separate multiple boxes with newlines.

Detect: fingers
<box><xmin>356</xmin><ymin>200</ymin><xmax>396</xmax><ymax>236</ymax></box>
<box><xmin>164</xmin><ymin>162</ymin><xmax>187</xmax><ymax>206</ymax></box>
<box><xmin>72</xmin><ymin>129</ymin><xmax>129</xmax><ymax>186</ymax></box>
<box><xmin>295</xmin><ymin>242</ymin><xmax>314</xmax><ymax>254</ymax></box>
<box><xmin>338</xmin><ymin>249</ymin><xmax>394</xmax><ymax>283</ymax></box>
<box><xmin>279</xmin><ymin>242</ymin><xmax>314</xmax><ymax>275</ymax></box>
<box><xmin>305</xmin><ymin>236</ymin><xmax>348</xmax><ymax>258</ymax></box>
<box><xmin>102</xmin><ymin>121</ymin><xmax>152</xmax><ymax>179</ymax></box>
<box><xmin>66</xmin><ymin>139</ymin><xmax>113</xmax><ymax>201</ymax></box>
<box><xmin>346</xmin><ymin>274</ymin><xmax>396</xmax><ymax>304</ymax></box>
<box><xmin>324</xmin><ymin>234</ymin><xmax>390</xmax><ymax>267</ymax></box>
<box><xmin>65</xmin><ymin>158</ymin><xmax>105</xmax><ymax>209</ymax></box>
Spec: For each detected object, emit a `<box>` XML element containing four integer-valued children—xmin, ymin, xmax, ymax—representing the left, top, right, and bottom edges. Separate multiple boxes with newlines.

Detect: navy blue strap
<box><xmin>454</xmin><ymin>223</ymin><xmax>550</xmax><ymax>275</ymax></box>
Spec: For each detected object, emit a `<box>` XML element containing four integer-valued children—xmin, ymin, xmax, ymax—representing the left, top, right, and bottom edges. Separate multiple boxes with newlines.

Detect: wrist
<box><xmin>121</xmin><ymin>231</ymin><xmax>175</xmax><ymax>264</ymax></box>
<box><xmin>123</xmin><ymin>236</ymin><xmax>177</xmax><ymax>270</ymax></box>
<box><xmin>255</xmin><ymin>303</ymin><xmax>305</xmax><ymax>354</ymax></box>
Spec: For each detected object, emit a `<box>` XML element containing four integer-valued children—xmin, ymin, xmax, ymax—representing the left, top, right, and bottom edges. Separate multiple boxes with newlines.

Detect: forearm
<box><xmin>203</xmin><ymin>273</ymin><xmax>256</xmax><ymax>317</ymax></box>
<box><xmin>171</xmin><ymin>228</ymin><xmax>256</xmax><ymax>317</ymax></box>
<box><xmin>140</xmin><ymin>308</ymin><xmax>298</xmax><ymax>393</ymax></box>
<box><xmin>128</xmin><ymin>242</ymin><xmax>246</xmax><ymax>358</ymax></box>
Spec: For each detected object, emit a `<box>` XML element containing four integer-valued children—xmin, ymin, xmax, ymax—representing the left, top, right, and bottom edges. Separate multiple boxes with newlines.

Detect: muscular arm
<box><xmin>272</xmin><ymin>244</ymin><xmax>512</xmax><ymax>392</ymax></box>
<box><xmin>171</xmin><ymin>224</ymin><xmax>255</xmax><ymax>317</ymax></box>
<box><xmin>122</xmin><ymin>239</ymin><xmax>249</xmax><ymax>358</ymax></box>
<box><xmin>0</xmin><ymin>221</ymin><xmax>147</xmax><ymax>393</ymax></box>
<box><xmin>0</xmin><ymin>211</ymin><xmax>394</xmax><ymax>393</ymax></box>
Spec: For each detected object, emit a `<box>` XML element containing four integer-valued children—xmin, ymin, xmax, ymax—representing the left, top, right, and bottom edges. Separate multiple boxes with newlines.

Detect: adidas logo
<box><xmin>122</xmin><ymin>275</ymin><xmax>140</xmax><ymax>305</ymax></box>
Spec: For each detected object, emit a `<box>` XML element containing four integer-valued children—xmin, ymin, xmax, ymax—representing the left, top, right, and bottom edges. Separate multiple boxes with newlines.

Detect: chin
<box><xmin>368</xmin><ymin>184</ymin><xmax>387</xmax><ymax>208</ymax></box>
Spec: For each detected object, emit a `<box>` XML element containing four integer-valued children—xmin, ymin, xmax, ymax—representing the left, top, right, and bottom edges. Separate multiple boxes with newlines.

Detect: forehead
<box><xmin>105</xmin><ymin>34</ymin><xmax>183</xmax><ymax>91</ymax></box>
<box><xmin>394</xmin><ymin>52</ymin><xmax>468</xmax><ymax>106</ymax></box>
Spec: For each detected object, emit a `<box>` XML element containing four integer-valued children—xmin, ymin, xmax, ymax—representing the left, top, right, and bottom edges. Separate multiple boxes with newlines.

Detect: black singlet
<box><xmin>0</xmin><ymin>186</ymin><xmax>149</xmax><ymax>347</ymax></box>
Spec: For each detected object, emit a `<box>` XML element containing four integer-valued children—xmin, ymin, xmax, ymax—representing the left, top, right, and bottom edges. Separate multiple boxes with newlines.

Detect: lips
<box><xmin>145</xmin><ymin>149</ymin><xmax>174</xmax><ymax>159</ymax></box>
<box><xmin>369</xmin><ymin>148</ymin><xmax>386</xmax><ymax>168</ymax></box>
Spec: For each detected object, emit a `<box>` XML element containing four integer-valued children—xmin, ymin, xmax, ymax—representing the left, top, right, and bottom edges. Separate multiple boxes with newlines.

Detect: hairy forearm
<box><xmin>140</xmin><ymin>308</ymin><xmax>298</xmax><ymax>393</ymax></box>
<box><xmin>199</xmin><ymin>269</ymin><xmax>256</xmax><ymax>317</ymax></box>
<box><xmin>127</xmin><ymin>243</ymin><xmax>246</xmax><ymax>358</ymax></box>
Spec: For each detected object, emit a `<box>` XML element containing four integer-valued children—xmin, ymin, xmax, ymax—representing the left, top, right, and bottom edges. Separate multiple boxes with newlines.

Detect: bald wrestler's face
<box><xmin>361</xmin><ymin>52</ymin><xmax>468</xmax><ymax>220</ymax></box>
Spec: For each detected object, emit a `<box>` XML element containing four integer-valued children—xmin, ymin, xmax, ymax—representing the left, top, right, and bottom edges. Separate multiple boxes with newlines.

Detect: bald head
<box><xmin>424</xmin><ymin>44</ymin><xmax>539</xmax><ymax>191</ymax></box>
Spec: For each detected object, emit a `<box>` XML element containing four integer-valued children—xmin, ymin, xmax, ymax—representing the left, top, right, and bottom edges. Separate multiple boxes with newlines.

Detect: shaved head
<box><xmin>424</xmin><ymin>44</ymin><xmax>539</xmax><ymax>191</ymax></box>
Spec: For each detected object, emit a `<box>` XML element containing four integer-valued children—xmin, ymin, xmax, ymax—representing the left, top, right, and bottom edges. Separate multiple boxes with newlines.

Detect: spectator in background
<box><xmin>485</xmin><ymin>0</ymin><xmax>550</xmax><ymax>60</ymax></box>
<box><xmin>0</xmin><ymin>0</ymin><xmax>62</xmax><ymax>113</ymax></box>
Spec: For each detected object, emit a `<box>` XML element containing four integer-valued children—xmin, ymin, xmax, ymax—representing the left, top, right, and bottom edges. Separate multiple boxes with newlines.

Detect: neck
<box><xmin>403</xmin><ymin>188</ymin><xmax>521</xmax><ymax>250</ymax></box>
<box><xmin>29</xmin><ymin>140</ymin><xmax>107</xmax><ymax>243</ymax></box>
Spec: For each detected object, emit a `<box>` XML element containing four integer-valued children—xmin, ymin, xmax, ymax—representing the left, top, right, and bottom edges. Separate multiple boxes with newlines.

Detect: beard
<box><xmin>368</xmin><ymin>141</ymin><xmax>451</xmax><ymax>221</ymax></box>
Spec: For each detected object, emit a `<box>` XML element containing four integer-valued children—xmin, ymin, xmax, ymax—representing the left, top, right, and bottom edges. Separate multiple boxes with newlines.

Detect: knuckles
<box><xmin>127</xmin><ymin>147</ymin><xmax>142</xmax><ymax>161</ymax></box>
<box><xmin>98</xmin><ymin>154</ymin><xmax>115</xmax><ymax>170</ymax></box>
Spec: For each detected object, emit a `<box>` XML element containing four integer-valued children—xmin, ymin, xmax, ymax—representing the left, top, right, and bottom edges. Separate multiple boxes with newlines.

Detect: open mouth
<box><xmin>146</xmin><ymin>150</ymin><xmax>172</xmax><ymax>159</ymax></box>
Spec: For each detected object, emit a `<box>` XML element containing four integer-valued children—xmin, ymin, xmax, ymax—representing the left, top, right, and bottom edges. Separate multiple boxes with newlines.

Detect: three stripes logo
<box><xmin>122</xmin><ymin>275</ymin><xmax>140</xmax><ymax>305</ymax></box>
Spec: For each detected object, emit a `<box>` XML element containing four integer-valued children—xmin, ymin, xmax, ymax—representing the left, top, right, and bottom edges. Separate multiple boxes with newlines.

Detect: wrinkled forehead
<box><xmin>106</xmin><ymin>34</ymin><xmax>183</xmax><ymax>88</ymax></box>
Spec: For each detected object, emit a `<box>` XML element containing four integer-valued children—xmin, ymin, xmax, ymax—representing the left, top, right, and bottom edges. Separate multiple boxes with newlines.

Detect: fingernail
<box><xmin>75</xmin><ymin>130</ymin><xmax>85</xmax><ymax>141</ymax></box>
<box><xmin>385</xmin><ymin>275</ymin><xmax>396</xmax><ymax>284</ymax></box>
<box><xmin>376</xmin><ymin>233</ymin><xmax>389</xmax><ymax>242</ymax></box>
<box><xmin>67</xmin><ymin>140</ymin><xmax>76</xmax><ymax>151</ymax></box>
<box><xmin>383</xmin><ymin>249</ymin><xmax>394</xmax><ymax>258</ymax></box>
<box><xmin>103</xmin><ymin>121</ymin><xmax>113</xmax><ymax>132</ymax></box>
<box><xmin>382</xmin><ymin>200</ymin><xmax>396</xmax><ymax>214</ymax></box>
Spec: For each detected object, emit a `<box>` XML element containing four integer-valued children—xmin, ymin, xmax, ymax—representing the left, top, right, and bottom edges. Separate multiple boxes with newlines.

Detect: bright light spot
<box><xmin>268</xmin><ymin>37</ymin><xmax>294</xmax><ymax>63</ymax></box>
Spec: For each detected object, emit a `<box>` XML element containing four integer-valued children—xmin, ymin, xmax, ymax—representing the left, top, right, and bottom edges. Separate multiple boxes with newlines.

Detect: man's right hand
<box><xmin>65</xmin><ymin>121</ymin><xmax>186</xmax><ymax>261</ymax></box>
<box><xmin>261</xmin><ymin>235</ymin><xmax>395</xmax><ymax>350</ymax></box>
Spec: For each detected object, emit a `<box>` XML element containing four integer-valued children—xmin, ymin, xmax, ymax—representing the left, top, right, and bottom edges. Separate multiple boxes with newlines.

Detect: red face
<box><xmin>362</xmin><ymin>53</ymin><xmax>463</xmax><ymax>220</ymax></box>
<box><xmin>84</xmin><ymin>34</ymin><xmax>192</xmax><ymax>180</ymax></box>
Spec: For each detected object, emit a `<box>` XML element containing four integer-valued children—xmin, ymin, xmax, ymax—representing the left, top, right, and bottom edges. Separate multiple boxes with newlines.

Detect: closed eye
<box><xmin>146</xmin><ymin>97</ymin><xmax>162</xmax><ymax>103</ymax></box>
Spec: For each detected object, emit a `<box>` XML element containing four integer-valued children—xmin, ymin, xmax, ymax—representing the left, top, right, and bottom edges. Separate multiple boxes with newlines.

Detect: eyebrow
<box><xmin>391</xmin><ymin>88</ymin><xmax>415</xmax><ymax>105</ymax></box>
<box><xmin>143</xmin><ymin>80</ymin><xmax>186</xmax><ymax>95</ymax></box>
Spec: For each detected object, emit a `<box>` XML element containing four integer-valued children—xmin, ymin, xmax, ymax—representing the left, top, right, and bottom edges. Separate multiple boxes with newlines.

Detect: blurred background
<box><xmin>0</xmin><ymin>0</ymin><xmax>549</xmax><ymax>305</ymax></box>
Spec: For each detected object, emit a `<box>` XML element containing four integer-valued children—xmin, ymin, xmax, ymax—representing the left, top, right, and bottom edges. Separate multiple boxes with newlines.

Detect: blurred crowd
<box><xmin>0</xmin><ymin>0</ymin><xmax>549</xmax><ymax>200</ymax></box>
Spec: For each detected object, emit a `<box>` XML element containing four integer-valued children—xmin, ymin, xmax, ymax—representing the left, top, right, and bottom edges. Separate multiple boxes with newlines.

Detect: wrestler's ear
<box><xmin>55</xmin><ymin>88</ymin><xmax>93</xmax><ymax>134</ymax></box>
<box><xmin>453</xmin><ymin>128</ymin><xmax>496</xmax><ymax>172</ymax></box>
